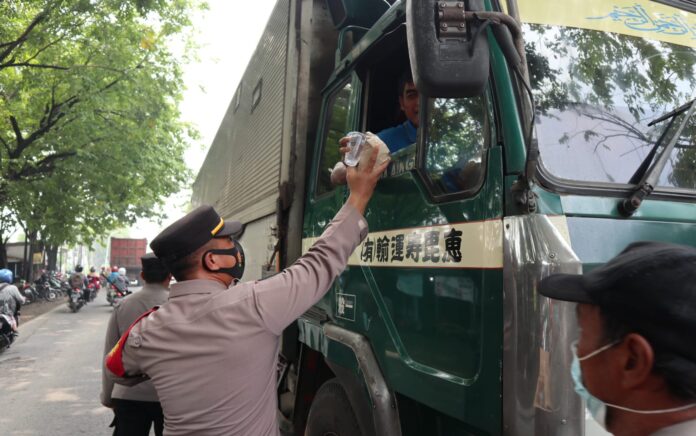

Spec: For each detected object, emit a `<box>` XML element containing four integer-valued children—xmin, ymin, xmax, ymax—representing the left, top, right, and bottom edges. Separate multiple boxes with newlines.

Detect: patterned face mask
<box><xmin>202</xmin><ymin>241</ymin><xmax>245</xmax><ymax>281</ymax></box>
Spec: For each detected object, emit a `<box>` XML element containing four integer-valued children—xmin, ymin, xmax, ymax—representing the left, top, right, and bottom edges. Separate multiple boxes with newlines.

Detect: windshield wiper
<box><xmin>620</xmin><ymin>97</ymin><xmax>696</xmax><ymax>217</ymax></box>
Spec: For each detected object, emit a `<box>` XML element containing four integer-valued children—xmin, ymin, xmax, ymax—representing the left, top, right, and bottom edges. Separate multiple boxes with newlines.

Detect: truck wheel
<box><xmin>305</xmin><ymin>378</ymin><xmax>362</xmax><ymax>436</ymax></box>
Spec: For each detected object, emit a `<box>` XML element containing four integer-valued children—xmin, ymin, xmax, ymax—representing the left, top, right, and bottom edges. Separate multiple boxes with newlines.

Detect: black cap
<box><xmin>140</xmin><ymin>252</ymin><xmax>168</xmax><ymax>273</ymax></box>
<box><xmin>539</xmin><ymin>241</ymin><xmax>696</xmax><ymax>362</ymax></box>
<box><xmin>150</xmin><ymin>205</ymin><xmax>243</xmax><ymax>263</ymax></box>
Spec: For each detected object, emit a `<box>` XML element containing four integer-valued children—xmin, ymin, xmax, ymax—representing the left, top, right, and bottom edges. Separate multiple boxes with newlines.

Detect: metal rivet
<box><xmin>549</xmin><ymin>252</ymin><xmax>556</xmax><ymax>259</ymax></box>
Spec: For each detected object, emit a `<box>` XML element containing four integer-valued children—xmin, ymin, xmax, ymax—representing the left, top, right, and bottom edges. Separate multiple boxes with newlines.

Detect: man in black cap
<box><xmin>106</xmin><ymin>147</ymin><xmax>389</xmax><ymax>435</ymax></box>
<box><xmin>539</xmin><ymin>241</ymin><xmax>696</xmax><ymax>436</ymax></box>
<box><xmin>101</xmin><ymin>253</ymin><xmax>171</xmax><ymax>436</ymax></box>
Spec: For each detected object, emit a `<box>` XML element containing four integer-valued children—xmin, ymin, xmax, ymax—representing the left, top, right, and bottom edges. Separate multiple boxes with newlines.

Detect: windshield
<box><xmin>521</xmin><ymin>1</ymin><xmax>696</xmax><ymax>190</ymax></box>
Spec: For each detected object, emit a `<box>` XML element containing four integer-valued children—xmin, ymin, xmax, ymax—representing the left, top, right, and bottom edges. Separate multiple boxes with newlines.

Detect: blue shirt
<box><xmin>377</xmin><ymin>120</ymin><xmax>417</xmax><ymax>153</ymax></box>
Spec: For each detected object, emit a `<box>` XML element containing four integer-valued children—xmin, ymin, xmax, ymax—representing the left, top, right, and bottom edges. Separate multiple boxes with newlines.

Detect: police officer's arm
<box><xmin>253</xmin><ymin>147</ymin><xmax>389</xmax><ymax>335</ymax></box>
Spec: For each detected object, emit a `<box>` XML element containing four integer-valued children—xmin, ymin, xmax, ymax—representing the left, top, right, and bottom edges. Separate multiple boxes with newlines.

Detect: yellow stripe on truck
<box><xmin>302</xmin><ymin>216</ymin><xmax>572</xmax><ymax>270</ymax></box>
<box><xmin>303</xmin><ymin>219</ymin><xmax>504</xmax><ymax>269</ymax></box>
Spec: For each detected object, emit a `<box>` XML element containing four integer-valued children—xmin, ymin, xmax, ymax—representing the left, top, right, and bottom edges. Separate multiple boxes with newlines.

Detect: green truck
<box><xmin>192</xmin><ymin>0</ymin><xmax>696</xmax><ymax>434</ymax></box>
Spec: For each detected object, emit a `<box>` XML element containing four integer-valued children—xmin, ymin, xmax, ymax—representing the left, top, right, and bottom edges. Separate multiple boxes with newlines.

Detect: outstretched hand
<box><xmin>345</xmin><ymin>144</ymin><xmax>390</xmax><ymax>215</ymax></box>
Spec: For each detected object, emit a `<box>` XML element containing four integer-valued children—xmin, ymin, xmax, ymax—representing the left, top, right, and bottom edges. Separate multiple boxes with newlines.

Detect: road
<box><xmin>0</xmin><ymin>288</ymin><xmax>136</xmax><ymax>435</ymax></box>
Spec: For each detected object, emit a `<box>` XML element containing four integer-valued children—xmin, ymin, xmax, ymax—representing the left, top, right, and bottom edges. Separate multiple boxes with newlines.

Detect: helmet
<box><xmin>111</xmin><ymin>266</ymin><xmax>119</xmax><ymax>272</ymax></box>
<box><xmin>90</xmin><ymin>267</ymin><xmax>96</xmax><ymax>273</ymax></box>
<box><xmin>118</xmin><ymin>267</ymin><xmax>126</xmax><ymax>276</ymax></box>
<box><xmin>75</xmin><ymin>265</ymin><xmax>83</xmax><ymax>273</ymax></box>
<box><xmin>0</xmin><ymin>269</ymin><xmax>12</xmax><ymax>284</ymax></box>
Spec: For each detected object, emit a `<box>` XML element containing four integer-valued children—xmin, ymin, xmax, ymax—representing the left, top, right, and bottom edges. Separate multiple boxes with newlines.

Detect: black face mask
<box><xmin>202</xmin><ymin>241</ymin><xmax>245</xmax><ymax>281</ymax></box>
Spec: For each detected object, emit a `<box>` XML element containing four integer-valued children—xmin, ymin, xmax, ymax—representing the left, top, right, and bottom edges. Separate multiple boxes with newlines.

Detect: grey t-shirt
<box><xmin>0</xmin><ymin>283</ymin><xmax>25</xmax><ymax>316</ymax></box>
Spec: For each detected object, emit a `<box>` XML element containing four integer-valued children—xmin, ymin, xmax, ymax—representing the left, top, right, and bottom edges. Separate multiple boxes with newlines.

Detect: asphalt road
<box><xmin>0</xmin><ymin>288</ymin><xmax>137</xmax><ymax>435</ymax></box>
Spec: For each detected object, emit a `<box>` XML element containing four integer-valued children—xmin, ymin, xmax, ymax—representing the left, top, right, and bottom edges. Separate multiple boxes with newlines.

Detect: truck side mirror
<box><xmin>407</xmin><ymin>0</ymin><xmax>490</xmax><ymax>98</ymax></box>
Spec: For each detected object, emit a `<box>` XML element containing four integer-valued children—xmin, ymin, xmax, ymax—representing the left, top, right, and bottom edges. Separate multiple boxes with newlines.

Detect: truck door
<box><xmin>305</xmin><ymin>53</ymin><xmax>506</xmax><ymax>432</ymax></box>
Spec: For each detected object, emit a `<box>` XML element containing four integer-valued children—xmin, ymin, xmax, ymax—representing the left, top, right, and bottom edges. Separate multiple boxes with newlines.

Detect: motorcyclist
<box><xmin>87</xmin><ymin>267</ymin><xmax>101</xmax><ymax>301</ymax></box>
<box><xmin>0</xmin><ymin>269</ymin><xmax>25</xmax><ymax>331</ymax></box>
<box><xmin>107</xmin><ymin>266</ymin><xmax>120</xmax><ymax>286</ymax></box>
<box><xmin>116</xmin><ymin>267</ymin><xmax>130</xmax><ymax>293</ymax></box>
<box><xmin>69</xmin><ymin>265</ymin><xmax>89</xmax><ymax>303</ymax></box>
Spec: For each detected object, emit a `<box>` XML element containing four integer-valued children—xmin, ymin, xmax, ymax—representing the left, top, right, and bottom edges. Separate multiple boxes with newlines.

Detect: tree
<box><xmin>0</xmin><ymin>0</ymin><xmax>203</xmax><ymax>265</ymax></box>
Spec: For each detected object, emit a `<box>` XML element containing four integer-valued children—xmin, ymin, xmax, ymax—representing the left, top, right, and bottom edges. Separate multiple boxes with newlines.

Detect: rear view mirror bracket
<box><xmin>407</xmin><ymin>2</ymin><xmax>528</xmax><ymax>98</ymax></box>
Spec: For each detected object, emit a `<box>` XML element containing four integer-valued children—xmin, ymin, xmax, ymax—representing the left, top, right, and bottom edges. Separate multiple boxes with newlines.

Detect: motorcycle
<box><xmin>17</xmin><ymin>281</ymin><xmax>35</xmax><ymax>305</ymax></box>
<box><xmin>107</xmin><ymin>284</ymin><xmax>131</xmax><ymax>307</ymax></box>
<box><xmin>0</xmin><ymin>308</ymin><xmax>19</xmax><ymax>352</ymax></box>
<box><xmin>33</xmin><ymin>274</ymin><xmax>58</xmax><ymax>301</ymax></box>
<box><xmin>88</xmin><ymin>276</ymin><xmax>100</xmax><ymax>302</ymax></box>
<box><xmin>68</xmin><ymin>287</ymin><xmax>85</xmax><ymax>313</ymax></box>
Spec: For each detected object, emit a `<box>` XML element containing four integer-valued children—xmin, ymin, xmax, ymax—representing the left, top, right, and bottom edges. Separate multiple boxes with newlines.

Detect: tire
<box><xmin>305</xmin><ymin>378</ymin><xmax>363</xmax><ymax>436</ymax></box>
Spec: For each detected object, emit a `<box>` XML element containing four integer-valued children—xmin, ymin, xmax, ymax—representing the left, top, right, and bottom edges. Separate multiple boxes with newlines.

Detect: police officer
<box><xmin>101</xmin><ymin>253</ymin><xmax>171</xmax><ymax>435</ymax></box>
<box><xmin>539</xmin><ymin>242</ymin><xmax>696</xmax><ymax>436</ymax></box>
<box><xmin>106</xmin><ymin>146</ymin><xmax>389</xmax><ymax>435</ymax></box>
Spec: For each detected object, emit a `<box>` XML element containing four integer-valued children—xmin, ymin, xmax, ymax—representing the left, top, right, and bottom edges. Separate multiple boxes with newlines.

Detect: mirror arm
<box><xmin>463</xmin><ymin>11</ymin><xmax>527</xmax><ymax>81</ymax></box>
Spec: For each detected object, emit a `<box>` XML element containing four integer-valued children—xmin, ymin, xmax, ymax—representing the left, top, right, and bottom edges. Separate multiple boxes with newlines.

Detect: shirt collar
<box><xmin>139</xmin><ymin>283</ymin><xmax>170</xmax><ymax>293</ymax></box>
<box><xmin>169</xmin><ymin>279</ymin><xmax>228</xmax><ymax>298</ymax></box>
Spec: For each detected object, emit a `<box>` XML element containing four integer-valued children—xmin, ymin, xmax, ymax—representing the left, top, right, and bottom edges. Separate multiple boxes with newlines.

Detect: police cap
<box><xmin>140</xmin><ymin>252</ymin><xmax>168</xmax><ymax>273</ymax></box>
<box><xmin>150</xmin><ymin>205</ymin><xmax>243</xmax><ymax>263</ymax></box>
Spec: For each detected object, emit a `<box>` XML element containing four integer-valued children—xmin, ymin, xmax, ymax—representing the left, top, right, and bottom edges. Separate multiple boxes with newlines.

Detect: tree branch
<box><xmin>9</xmin><ymin>151</ymin><xmax>77</xmax><ymax>181</ymax></box>
<box><xmin>0</xmin><ymin>10</ymin><xmax>49</xmax><ymax>66</ymax></box>
<box><xmin>0</xmin><ymin>62</ymin><xmax>69</xmax><ymax>70</ymax></box>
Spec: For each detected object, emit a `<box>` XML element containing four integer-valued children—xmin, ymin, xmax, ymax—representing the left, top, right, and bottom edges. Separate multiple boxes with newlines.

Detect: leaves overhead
<box><xmin>0</xmin><ymin>0</ymin><xmax>204</xmax><ymax>249</ymax></box>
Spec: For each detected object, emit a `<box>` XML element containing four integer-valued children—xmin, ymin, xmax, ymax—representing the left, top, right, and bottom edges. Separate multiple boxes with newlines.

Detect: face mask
<box><xmin>570</xmin><ymin>340</ymin><xmax>696</xmax><ymax>430</ymax></box>
<box><xmin>202</xmin><ymin>240</ymin><xmax>245</xmax><ymax>281</ymax></box>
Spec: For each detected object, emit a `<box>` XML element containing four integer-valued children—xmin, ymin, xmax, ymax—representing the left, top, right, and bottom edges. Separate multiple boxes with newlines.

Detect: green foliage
<box><xmin>0</xmin><ymin>0</ymin><xmax>203</xmax><ymax>248</ymax></box>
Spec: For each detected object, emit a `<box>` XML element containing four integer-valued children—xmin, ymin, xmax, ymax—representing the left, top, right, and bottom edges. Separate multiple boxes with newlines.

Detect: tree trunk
<box><xmin>46</xmin><ymin>245</ymin><xmax>58</xmax><ymax>270</ymax></box>
<box><xmin>22</xmin><ymin>237</ymin><xmax>29</xmax><ymax>280</ymax></box>
<box><xmin>25</xmin><ymin>232</ymin><xmax>37</xmax><ymax>281</ymax></box>
<box><xmin>0</xmin><ymin>243</ymin><xmax>7</xmax><ymax>268</ymax></box>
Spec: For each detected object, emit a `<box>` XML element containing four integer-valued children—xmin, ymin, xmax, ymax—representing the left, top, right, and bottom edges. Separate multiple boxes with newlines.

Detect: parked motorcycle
<box><xmin>17</xmin><ymin>280</ymin><xmax>35</xmax><ymax>305</ymax></box>
<box><xmin>33</xmin><ymin>274</ymin><xmax>58</xmax><ymax>301</ymax></box>
<box><xmin>68</xmin><ymin>287</ymin><xmax>85</xmax><ymax>313</ymax></box>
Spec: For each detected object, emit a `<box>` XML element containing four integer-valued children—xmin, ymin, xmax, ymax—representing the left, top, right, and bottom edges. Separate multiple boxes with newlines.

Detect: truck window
<box><xmin>316</xmin><ymin>80</ymin><xmax>354</xmax><ymax>196</ymax></box>
<box><xmin>524</xmin><ymin>18</ymin><xmax>696</xmax><ymax>192</ymax></box>
<box><xmin>423</xmin><ymin>94</ymin><xmax>493</xmax><ymax>196</ymax></box>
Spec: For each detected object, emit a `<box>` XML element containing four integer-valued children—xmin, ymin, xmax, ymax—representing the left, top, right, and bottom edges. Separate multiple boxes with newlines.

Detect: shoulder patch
<box><xmin>105</xmin><ymin>306</ymin><xmax>158</xmax><ymax>377</ymax></box>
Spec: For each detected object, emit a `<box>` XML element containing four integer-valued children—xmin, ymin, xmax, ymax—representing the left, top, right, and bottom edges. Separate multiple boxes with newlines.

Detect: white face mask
<box><xmin>570</xmin><ymin>340</ymin><xmax>696</xmax><ymax>430</ymax></box>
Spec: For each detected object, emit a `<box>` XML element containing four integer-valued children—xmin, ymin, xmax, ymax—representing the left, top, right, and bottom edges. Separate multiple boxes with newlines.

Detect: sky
<box><xmin>129</xmin><ymin>0</ymin><xmax>277</xmax><ymax>241</ymax></box>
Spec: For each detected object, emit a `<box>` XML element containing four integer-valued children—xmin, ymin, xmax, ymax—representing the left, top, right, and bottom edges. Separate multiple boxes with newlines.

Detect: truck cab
<box><xmin>286</xmin><ymin>1</ymin><xmax>696</xmax><ymax>435</ymax></box>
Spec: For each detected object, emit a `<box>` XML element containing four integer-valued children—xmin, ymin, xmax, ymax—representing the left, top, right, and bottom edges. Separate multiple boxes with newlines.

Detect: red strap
<box><xmin>105</xmin><ymin>306</ymin><xmax>159</xmax><ymax>377</ymax></box>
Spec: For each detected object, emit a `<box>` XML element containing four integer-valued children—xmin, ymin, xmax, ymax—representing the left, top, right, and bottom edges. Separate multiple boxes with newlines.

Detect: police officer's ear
<box><xmin>202</xmin><ymin>249</ymin><xmax>237</xmax><ymax>272</ymax></box>
<box><xmin>140</xmin><ymin>271</ymin><xmax>145</xmax><ymax>282</ymax></box>
<box><xmin>202</xmin><ymin>250</ymin><xmax>217</xmax><ymax>271</ymax></box>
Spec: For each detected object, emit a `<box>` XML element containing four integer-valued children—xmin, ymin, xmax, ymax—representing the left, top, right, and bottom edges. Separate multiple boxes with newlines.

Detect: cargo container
<box><xmin>109</xmin><ymin>238</ymin><xmax>147</xmax><ymax>285</ymax></box>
